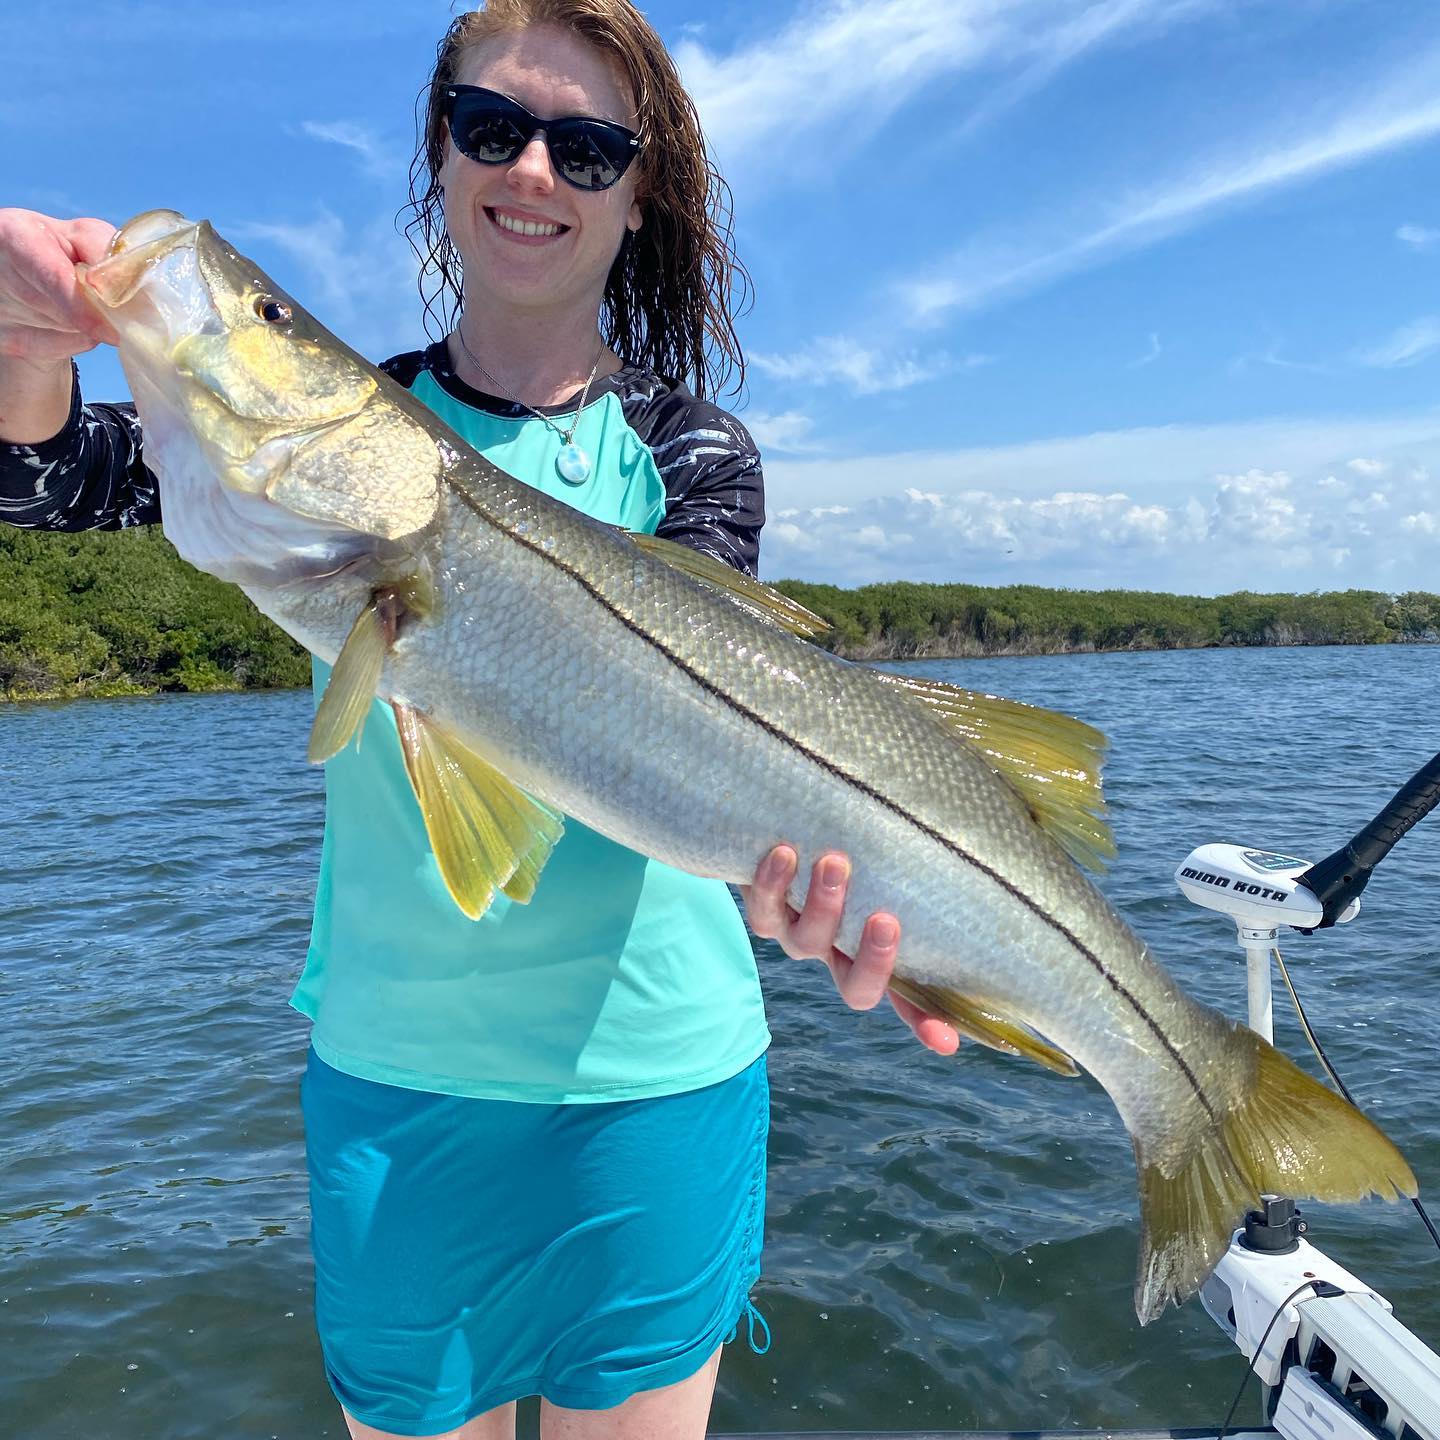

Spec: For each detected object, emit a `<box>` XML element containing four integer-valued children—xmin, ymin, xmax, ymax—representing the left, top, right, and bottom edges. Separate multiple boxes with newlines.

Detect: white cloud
<box><xmin>896</xmin><ymin>50</ymin><xmax>1440</xmax><ymax>322</ymax></box>
<box><xmin>298</xmin><ymin>120</ymin><xmax>405</xmax><ymax>180</ymax></box>
<box><xmin>751</xmin><ymin>336</ymin><xmax>947</xmax><ymax>395</ymax></box>
<box><xmin>1396</xmin><ymin>223</ymin><xmax>1440</xmax><ymax>249</ymax></box>
<box><xmin>744</xmin><ymin>410</ymin><xmax>822</xmax><ymax>454</ymax></box>
<box><xmin>679</xmin><ymin>0</ymin><xmax>1194</xmax><ymax>179</ymax></box>
<box><xmin>1356</xmin><ymin>317</ymin><xmax>1440</xmax><ymax>369</ymax></box>
<box><xmin>759</xmin><ymin>413</ymin><xmax>1440</xmax><ymax>591</ymax></box>
<box><xmin>1127</xmin><ymin>332</ymin><xmax>1162</xmax><ymax>368</ymax></box>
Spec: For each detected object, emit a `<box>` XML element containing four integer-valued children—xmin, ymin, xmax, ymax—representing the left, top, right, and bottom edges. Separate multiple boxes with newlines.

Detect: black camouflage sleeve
<box><xmin>0</xmin><ymin>363</ymin><xmax>159</xmax><ymax>531</ymax></box>
<box><xmin>622</xmin><ymin>377</ymin><xmax>764</xmax><ymax>577</ymax></box>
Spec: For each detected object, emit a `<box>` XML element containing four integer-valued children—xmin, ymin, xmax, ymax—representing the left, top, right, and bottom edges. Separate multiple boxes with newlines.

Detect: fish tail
<box><xmin>1133</xmin><ymin>1029</ymin><xmax>1416</xmax><ymax>1324</ymax></box>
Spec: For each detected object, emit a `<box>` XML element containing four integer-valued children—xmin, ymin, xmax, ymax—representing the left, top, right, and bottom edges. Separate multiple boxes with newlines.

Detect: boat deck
<box><xmin>712</xmin><ymin>1429</ymin><xmax>1277</xmax><ymax>1439</ymax></box>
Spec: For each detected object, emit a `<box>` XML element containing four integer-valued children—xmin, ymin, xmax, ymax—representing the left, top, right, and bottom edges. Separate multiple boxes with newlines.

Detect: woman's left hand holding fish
<box><xmin>743</xmin><ymin>846</ymin><xmax>961</xmax><ymax>1055</ymax></box>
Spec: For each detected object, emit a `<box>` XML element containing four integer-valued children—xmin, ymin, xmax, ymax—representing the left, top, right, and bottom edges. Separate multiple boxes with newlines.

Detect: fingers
<box><xmin>825</xmin><ymin>910</ymin><xmax>898</xmax><ymax>1011</ymax></box>
<box><xmin>741</xmin><ymin>844</ymin><xmax>798</xmax><ymax>941</ymax></box>
<box><xmin>0</xmin><ymin>209</ymin><xmax>119</xmax><ymax>356</ymax></box>
<box><xmin>741</xmin><ymin>845</ymin><xmax>960</xmax><ymax>1054</ymax></box>
<box><xmin>785</xmin><ymin>852</ymin><xmax>849</xmax><ymax>958</ymax></box>
<box><xmin>742</xmin><ymin>847</ymin><xmax>854</xmax><ymax>963</ymax></box>
<box><xmin>888</xmin><ymin>991</ymin><xmax>961</xmax><ymax>1056</ymax></box>
<box><xmin>63</xmin><ymin>216</ymin><xmax>119</xmax><ymax>266</ymax></box>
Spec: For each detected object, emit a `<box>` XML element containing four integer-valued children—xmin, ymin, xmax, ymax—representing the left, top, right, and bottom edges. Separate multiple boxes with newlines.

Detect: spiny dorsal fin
<box><xmin>875</xmin><ymin>671</ymin><xmax>1115</xmax><ymax>873</ymax></box>
<box><xmin>308</xmin><ymin>600</ymin><xmax>386</xmax><ymax>762</ymax></box>
<box><xmin>628</xmin><ymin>532</ymin><xmax>830</xmax><ymax>639</ymax></box>
<box><xmin>890</xmin><ymin>976</ymin><xmax>1078</xmax><ymax>1076</ymax></box>
<box><xmin>393</xmin><ymin>704</ymin><xmax>564</xmax><ymax>919</ymax></box>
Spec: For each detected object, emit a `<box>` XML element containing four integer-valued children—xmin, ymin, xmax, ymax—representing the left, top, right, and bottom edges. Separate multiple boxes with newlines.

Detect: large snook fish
<box><xmin>81</xmin><ymin>209</ymin><xmax>1416</xmax><ymax>1322</ymax></box>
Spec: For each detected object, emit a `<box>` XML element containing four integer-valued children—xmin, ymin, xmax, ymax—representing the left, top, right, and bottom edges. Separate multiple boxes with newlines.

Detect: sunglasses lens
<box><xmin>453</xmin><ymin>104</ymin><xmax>528</xmax><ymax>164</ymax></box>
<box><xmin>550</xmin><ymin>127</ymin><xmax>628</xmax><ymax>190</ymax></box>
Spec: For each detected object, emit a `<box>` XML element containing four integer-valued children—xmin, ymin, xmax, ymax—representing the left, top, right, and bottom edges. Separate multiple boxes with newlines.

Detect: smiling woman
<box><xmin>0</xmin><ymin>3</ymin><xmax>959</xmax><ymax>1439</ymax></box>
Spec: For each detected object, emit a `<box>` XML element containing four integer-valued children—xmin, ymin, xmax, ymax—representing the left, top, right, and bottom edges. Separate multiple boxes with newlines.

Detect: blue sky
<box><xmin>11</xmin><ymin>0</ymin><xmax>1440</xmax><ymax>592</ymax></box>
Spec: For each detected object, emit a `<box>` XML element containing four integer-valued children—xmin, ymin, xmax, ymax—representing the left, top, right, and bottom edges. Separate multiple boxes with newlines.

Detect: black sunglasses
<box><xmin>442</xmin><ymin>85</ymin><xmax>641</xmax><ymax>192</ymax></box>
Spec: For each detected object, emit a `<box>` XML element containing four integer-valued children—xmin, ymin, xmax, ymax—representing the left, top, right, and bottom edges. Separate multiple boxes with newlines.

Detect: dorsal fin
<box><xmin>627</xmin><ymin>532</ymin><xmax>830</xmax><ymax>639</ymax></box>
<box><xmin>875</xmin><ymin>671</ymin><xmax>1115</xmax><ymax>872</ymax></box>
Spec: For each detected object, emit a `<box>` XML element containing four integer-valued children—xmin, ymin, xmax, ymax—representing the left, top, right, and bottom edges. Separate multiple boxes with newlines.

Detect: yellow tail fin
<box><xmin>1134</xmin><ymin>1032</ymin><xmax>1416</xmax><ymax>1324</ymax></box>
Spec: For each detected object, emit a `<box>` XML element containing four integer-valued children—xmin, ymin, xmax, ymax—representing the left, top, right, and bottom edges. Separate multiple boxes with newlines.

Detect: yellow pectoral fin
<box><xmin>627</xmin><ymin>532</ymin><xmax>832</xmax><ymax>639</ymax></box>
<box><xmin>393</xmin><ymin>704</ymin><xmax>564</xmax><ymax>920</ymax></box>
<box><xmin>890</xmin><ymin>976</ymin><xmax>1079</xmax><ymax>1077</ymax></box>
<box><xmin>308</xmin><ymin>600</ymin><xmax>387</xmax><ymax>763</ymax></box>
<box><xmin>875</xmin><ymin>671</ymin><xmax>1115</xmax><ymax>873</ymax></box>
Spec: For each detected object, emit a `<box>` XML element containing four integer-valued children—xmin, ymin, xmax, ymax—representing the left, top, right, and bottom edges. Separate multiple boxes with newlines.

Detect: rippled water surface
<box><xmin>2</xmin><ymin>645</ymin><xmax>1436</xmax><ymax>1439</ymax></box>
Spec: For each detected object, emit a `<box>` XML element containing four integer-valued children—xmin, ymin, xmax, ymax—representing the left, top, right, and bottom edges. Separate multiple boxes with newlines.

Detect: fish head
<box><xmin>80</xmin><ymin>210</ymin><xmax>441</xmax><ymax>584</ymax></box>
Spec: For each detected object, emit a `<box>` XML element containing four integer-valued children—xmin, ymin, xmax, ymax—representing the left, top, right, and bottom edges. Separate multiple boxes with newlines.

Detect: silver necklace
<box><xmin>456</xmin><ymin>330</ymin><xmax>606</xmax><ymax>486</ymax></box>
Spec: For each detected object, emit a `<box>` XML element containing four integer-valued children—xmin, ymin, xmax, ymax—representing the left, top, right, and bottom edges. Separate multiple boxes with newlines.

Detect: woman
<box><xmin>0</xmin><ymin>3</ymin><xmax>956</xmax><ymax>1436</ymax></box>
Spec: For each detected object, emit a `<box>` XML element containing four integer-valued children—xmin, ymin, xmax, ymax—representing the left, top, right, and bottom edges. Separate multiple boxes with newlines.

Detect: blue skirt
<box><xmin>301</xmin><ymin>1047</ymin><xmax>769</xmax><ymax>1435</ymax></box>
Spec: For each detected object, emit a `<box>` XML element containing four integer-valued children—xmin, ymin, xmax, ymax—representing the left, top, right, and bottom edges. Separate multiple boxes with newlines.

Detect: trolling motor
<box><xmin>1175</xmin><ymin>749</ymin><xmax>1440</xmax><ymax>1043</ymax></box>
<box><xmin>1173</xmin><ymin>749</ymin><xmax>1440</xmax><ymax>1440</ymax></box>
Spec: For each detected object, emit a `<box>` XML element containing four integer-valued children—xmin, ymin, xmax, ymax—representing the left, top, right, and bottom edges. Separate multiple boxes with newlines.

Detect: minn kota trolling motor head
<box><xmin>1174</xmin><ymin>748</ymin><xmax>1440</xmax><ymax>1041</ymax></box>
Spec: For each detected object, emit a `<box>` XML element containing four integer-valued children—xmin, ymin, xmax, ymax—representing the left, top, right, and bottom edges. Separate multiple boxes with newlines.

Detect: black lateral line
<box><xmin>445</xmin><ymin>482</ymin><xmax>1218</xmax><ymax>1122</ymax></box>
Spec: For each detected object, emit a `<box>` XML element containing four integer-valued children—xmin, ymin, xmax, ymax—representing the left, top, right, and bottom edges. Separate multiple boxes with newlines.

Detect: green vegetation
<box><xmin>774</xmin><ymin>580</ymin><xmax>1440</xmax><ymax>659</ymax></box>
<box><xmin>0</xmin><ymin>527</ymin><xmax>1434</xmax><ymax>701</ymax></box>
<box><xmin>0</xmin><ymin>527</ymin><xmax>309</xmax><ymax>700</ymax></box>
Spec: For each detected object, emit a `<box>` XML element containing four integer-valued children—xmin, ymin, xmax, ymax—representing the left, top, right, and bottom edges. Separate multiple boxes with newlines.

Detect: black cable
<box><xmin>1273</xmin><ymin>945</ymin><xmax>1440</xmax><ymax>1254</ymax></box>
<box><xmin>1215</xmin><ymin>1279</ymin><xmax>1345</xmax><ymax>1440</ymax></box>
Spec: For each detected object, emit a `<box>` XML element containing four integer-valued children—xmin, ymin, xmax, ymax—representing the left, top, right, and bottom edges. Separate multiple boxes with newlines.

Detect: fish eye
<box><xmin>253</xmin><ymin>295</ymin><xmax>293</xmax><ymax>325</ymax></box>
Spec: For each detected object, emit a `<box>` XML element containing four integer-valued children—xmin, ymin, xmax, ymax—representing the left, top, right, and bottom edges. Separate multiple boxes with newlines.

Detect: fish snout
<box><xmin>78</xmin><ymin>210</ymin><xmax>211</xmax><ymax>356</ymax></box>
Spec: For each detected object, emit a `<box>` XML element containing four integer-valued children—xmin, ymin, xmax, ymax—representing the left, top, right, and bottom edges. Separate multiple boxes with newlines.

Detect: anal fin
<box><xmin>393</xmin><ymin>704</ymin><xmax>564</xmax><ymax>919</ymax></box>
<box><xmin>890</xmin><ymin>975</ymin><xmax>1079</xmax><ymax>1076</ymax></box>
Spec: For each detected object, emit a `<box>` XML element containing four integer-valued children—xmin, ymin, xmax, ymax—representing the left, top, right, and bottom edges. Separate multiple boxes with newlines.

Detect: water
<box><xmin>2</xmin><ymin>645</ymin><xmax>1436</xmax><ymax>1440</ymax></box>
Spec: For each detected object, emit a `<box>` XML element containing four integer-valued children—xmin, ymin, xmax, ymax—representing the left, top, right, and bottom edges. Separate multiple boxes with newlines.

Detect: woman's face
<box><xmin>441</xmin><ymin>25</ymin><xmax>643</xmax><ymax>329</ymax></box>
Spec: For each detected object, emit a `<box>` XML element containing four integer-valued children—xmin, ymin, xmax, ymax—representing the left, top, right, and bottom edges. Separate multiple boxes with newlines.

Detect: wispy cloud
<box><xmin>743</xmin><ymin>410</ymin><xmax>823</xmax><ymax>454</ymax></box>
<box><xmin>679</xmin><ymin>0</ymin><xmax>1188</xmax><ymax>178</ymax></box>
<box><xmin>1396</xmin><ymin>223</ymin><xmax>1440</xmax><ymax>250</ymax></box>
<box><xmin>1356</xmin><ymin>316</ymin><xmax>1440</xmax><ymax>369</ymax></box>
<box><xmin>229</xmin><ymin>207</ymin><xmax>421</xmax><ymax>360</ymax></box>
<box><xmin>1127</xmin><ymin>332</ymin><xmax>1162</xmax><ymax>368</ymax></box>
<box><xmin>953</xmin><ymin>0</ymin><xmax>1222</xmax><ymax>141</ymax></box>
<box><xmin>897</xmin><ymin>50</ymin><xmax>1440</xmax><ymax>322</ymax></box>
<box><xmin>751</xmin><ymin>336</ymin><xmax>948</xmax><ymax>395</ymax></box>
<box><xmin>298</xmin><ymin>120</ymin><xmax>406</xmax><ymax>180</ymax></box>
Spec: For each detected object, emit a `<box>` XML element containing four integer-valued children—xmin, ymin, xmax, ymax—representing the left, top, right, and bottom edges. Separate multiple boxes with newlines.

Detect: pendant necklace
<box><xmin>456</xmin><ymin>330</ymin><xmax>606</xmax><ymax>486</ymax></box>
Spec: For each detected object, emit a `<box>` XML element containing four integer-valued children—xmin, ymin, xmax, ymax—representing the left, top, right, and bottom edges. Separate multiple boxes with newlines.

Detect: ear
<box><xmin>627</xmin><ymin>197</ymin><xmax>643</xmax><ymax>233</ymax></box>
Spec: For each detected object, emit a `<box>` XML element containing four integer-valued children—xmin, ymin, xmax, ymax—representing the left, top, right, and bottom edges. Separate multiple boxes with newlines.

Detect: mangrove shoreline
<box><xmin>1</xmin><ymin>527</ymin><xmax>1435</xmax><ymax>702</ymax></box>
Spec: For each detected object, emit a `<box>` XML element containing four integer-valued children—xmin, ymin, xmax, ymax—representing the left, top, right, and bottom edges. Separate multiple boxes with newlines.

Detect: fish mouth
<box><xmin>83</xmin><ymin>209</ymin><xmax>200</xmax><ymax>305</ymax></box>
<box><xmin>78</xmin><ymin>209</ymin><xmax>231</xmax><ymax>389</ymax></box>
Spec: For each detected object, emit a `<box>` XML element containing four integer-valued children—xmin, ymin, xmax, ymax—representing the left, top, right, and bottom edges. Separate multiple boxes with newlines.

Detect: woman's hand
<box><xmin>0</xmin><ymin>209</ymin><xmax>119</xmax><ymax>365</ymax></box>
<box><xmin>741</xmin><ymin>845</ymin><xmax>960</xmax><ymax>1055</ymax></box>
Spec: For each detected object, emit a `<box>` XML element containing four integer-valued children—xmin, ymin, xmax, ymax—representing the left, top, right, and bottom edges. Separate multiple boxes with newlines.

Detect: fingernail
<box><xmin>870</xmin><ymin>916</ymin><xmax>898</xmax><ymax>948</ymax></box>
<box><xmin>762</xmin><ymin>848</ymin><xmax>793</xmax><ymax>886</ymax></box>
<box><xmin>820</xmin><ymin>856</ymin><xmax>848</xmax><ymax>892</ymax></box>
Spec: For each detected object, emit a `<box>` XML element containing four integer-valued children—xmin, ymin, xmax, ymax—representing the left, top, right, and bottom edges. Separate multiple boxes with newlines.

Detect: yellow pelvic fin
<box><xmin>1133</xmin><ymin>1028</ymin><xmax>1417</xmax><ymax>1325</ymax></box>
<box><xmin>889</xmin><ymin>976</ymin><xmax>1078</xmax><ymax>1077</ymax></box>
<box><xmin>875</xmin><ymin>671</ymin><xmax>1115</xmax><ymax>873</ymax></box>
<box><xmin>308</xmin><ymin>600</ymin><xmax>387</xmax><ymax>763</ymax></box>
<box><xmin>393</xmin><ymin>704</ymin><xmax>564</xmax><ymax>920</ymax></box>
<box><xmin>627</xmin><ymin>532</ymin><xmax>831</xmax><ymax>639</ymax></box>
